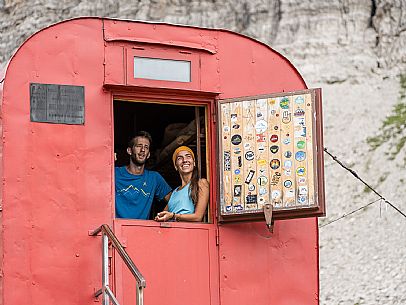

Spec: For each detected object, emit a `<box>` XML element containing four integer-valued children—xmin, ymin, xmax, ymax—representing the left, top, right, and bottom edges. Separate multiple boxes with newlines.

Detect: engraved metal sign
<box><xmin>30</xmin><ymin>83</ymin><xmax>85</xmax><ymax>124</ymax></box>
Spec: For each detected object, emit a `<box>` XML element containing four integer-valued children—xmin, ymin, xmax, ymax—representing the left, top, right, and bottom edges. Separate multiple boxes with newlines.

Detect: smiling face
<box><xmin>174</xmin><ymin>150</ymin><xmax>195</xmax><ymax>174</ymax></box>
<box><xmin>127</xmin><ymin>136</ymin><xmax>151</xmax><ymax>165</ymax></box>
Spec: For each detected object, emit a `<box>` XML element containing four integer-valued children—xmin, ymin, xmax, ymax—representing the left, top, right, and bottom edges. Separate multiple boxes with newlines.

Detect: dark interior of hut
<box><xmin>114</xmin><ymin>100</ymin><xmax>208</xmax><ymax>219</ymax></box>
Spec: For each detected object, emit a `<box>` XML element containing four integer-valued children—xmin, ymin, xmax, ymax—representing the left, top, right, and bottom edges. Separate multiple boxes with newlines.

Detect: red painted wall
<box><xmin>1</xmin><ymin>18</ymin><xmax>319</xmax><ymax>305</ymax></box>
<box><xmin>2</xmin><ymin>18</ymin><xmax>111</xmax><ymax>305</ymax></box>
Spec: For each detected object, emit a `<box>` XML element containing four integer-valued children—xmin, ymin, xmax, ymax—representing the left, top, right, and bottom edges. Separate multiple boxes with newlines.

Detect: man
<box><xmin>115</xmin><ymin>131</ymin><xmax>172</xmax><ymax>219</ymax></box>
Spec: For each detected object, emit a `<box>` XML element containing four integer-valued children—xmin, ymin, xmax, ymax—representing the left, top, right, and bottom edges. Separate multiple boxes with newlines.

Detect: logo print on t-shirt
<box><xmin>118</xmin><ymin>185</ymin><xmax>151</xmax><ymax>197</ymax></box>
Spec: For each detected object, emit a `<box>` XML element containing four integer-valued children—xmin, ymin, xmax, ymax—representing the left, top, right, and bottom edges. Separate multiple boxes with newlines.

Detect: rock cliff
<box><xmin>1</xmin><ymin>1</ymin><xmax>405</xmax><ymax>304</ymax></box>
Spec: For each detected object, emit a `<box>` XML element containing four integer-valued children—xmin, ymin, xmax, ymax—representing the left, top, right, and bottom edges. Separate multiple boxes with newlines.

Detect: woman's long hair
<box><xmin>189</xmin><ymin>167</ymin><xmax>199</xmax><ymax>205</ymax></box>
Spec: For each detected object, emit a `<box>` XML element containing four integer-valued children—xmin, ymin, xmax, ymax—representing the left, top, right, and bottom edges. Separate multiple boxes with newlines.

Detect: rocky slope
<box><xmin>1</xmin><ymin>1</ymin><xmax>405</xmax><ymax>304</ymax></box>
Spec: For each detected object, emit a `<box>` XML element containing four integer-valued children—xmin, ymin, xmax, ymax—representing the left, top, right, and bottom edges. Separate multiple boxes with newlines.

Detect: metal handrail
<box><xmin>91</xmin><ymin>224</ymin><xmax>146</xmax><ymax>305</ymax></box>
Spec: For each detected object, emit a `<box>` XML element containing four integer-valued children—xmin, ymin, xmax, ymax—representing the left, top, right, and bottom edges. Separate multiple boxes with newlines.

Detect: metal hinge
<box><xmin>212</xmin><ymin>100</ymin><xmax>217</xmax><ymax>124</ymax></box>
<box><xmin>264</xmin><ymin>204</ymin><xmax>274</xmax><ymax>233</ymax></box>
<box><xmin>215</xmin><ymin>229</ymin><xmax>220</xmax><ymax>246</ymax></box>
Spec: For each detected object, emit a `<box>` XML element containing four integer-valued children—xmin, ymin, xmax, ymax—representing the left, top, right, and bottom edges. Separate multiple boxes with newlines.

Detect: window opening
<box><xmin>114</xmin><ymin>100</ymin><xmax>208</xmax><ymax>222</ymax></box>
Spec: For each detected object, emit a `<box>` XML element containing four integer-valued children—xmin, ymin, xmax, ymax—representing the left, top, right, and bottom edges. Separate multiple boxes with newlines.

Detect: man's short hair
<box><xmin>128</xmin><ymin>131</ymin><xmax>153</xmax><ymax>148</ymax></box>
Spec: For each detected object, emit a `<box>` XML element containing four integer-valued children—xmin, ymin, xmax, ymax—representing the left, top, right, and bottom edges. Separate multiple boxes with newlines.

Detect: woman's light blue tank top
<box><xmin>167</xmin><ymin>183</ymin><xmax>195</xmax><ymax>214</ymax></box>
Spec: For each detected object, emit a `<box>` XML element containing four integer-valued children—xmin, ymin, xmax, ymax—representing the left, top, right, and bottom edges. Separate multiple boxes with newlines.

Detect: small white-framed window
<box><xmin>133</xmin><ymin>57</ymin><xmax>191</xmax><ymax>82</ymax></box>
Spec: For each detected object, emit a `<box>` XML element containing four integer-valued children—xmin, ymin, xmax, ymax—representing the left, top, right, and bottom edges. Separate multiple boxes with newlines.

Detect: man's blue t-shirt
<box><xmin>115</xmin><ymin>167</ymin><xmax>172</xmax><ymax>219</ymax></box>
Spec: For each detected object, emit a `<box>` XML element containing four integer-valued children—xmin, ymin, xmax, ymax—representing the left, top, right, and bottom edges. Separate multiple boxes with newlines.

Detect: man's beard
<box><xmin>131</xmin><ymin>154</ymin><xmax>146</xmax><ymax>166</ymax></box>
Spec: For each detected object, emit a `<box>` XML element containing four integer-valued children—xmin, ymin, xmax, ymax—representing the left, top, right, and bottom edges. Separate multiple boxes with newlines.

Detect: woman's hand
<box><xmin>154</xmin><ymin>211</ymin><xmax>175</xmax><ymax>222</ymax></box>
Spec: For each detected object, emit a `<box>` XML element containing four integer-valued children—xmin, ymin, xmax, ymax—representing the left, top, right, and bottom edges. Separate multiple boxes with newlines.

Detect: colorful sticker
<box><xmin>270</xmin><ymin>145</ymin><xmax>279</xmax><ymax>153</ymax></box>
<box><xmin>295</xmin><ymin>151</ymin><xmax>306</xmax><ymax>161</ymax></box>
<box><xmin>284</xmin><ymin>160</ymin><xmax>293</xmax><ymax>168</ymax></box>
<box><xmin>285</xmin><ymin>189</ymin><xmax>295</xmax><ymax>198</ymax></box>
<box><xmin>270</xmin><ymin>172</ymin><xmax>281</xmax><ymax>186</ymax></box>
<box><xmin>280</xmin><ymin>97</ymin><xmax>290</xmax><ymax>109</ymax></box>
<box><xmin>272</xmin><ymin>190</ymin><xmax>281</xmax><ymax>199</ymax></box>
<box><xmin>296</xmin><ymin>167</ymin><xmax>306</xmax><ymax>176</ymax></box>
<box><xmin>284</xmin><ymin>151</ymin><xmax>292</xmax><ymax>158</ymax></box>
<box><xmin>257</xmin><ymin>159</ymin><xmax>267</xmax><ymax>166</ymax></box>
<box><xmin>238</xmin><ymin>156</ymin><xmax>242</xmax><ymax>167</ymax></box>
<box><xmin>255</xmin><ymin>120</ymin><xmax>267</xmax><ymax>133</ymax></box>
<box><xmin>246</xmin><ymin>195</ymin><xmax>257</xmax><ymax>204</ymax></box>
<box><xmin>295</xmin><ymin>96</ymin><xmax>304</xmax><ymax>104</ymax></box>
<box><xmin>270</xmin><ymin>159</ymin><xmax>280</xmax><ymax>170</ymax></box>
<box><xmin>259</xmin><ymin>187</ymin><xmax>267</xmax><ymax>195</ymax></box>
<box><xmin>224</xmin><ymin>151</ymin><xmax>231</xmax><ymax>171</ymax></box>
<box><xmin>294</xmin><ymin>108</ymin><xmax>305</xmax><ymax>117</ymax></box>
<box><xmin>297</xmin><ymin>195</ymin><xmax>307</xmax><ymax>204</ymax></box>
<box><xmin>294</xmin><ymin>127</ymin><xmax>306</xmax><ymax>138</ymax></box>
<box><xmin>284</xmin><ymin>180</ymin><xmax>292</xmax><ymax>188</ymax></box>
<box><xmin>234</xmin><ymin>185</ymin><xmax>242</xmax><ymax>196</ymax></box>
<box><xmin>231</xmin><ymin>134</ymin><xmax>242</xmax><ymax>145</ymax></box>
<box><xmin>283</xmin><ymin>138</ymin><xmax>291</xmax><ymax>145</ymax></box>
<box><xmin>270</xmin><ymin>134</ymin><xmax>279</xmax><ymax>142</ymax></box>
<box><xmin>282</xmin><ymin>111</ymin><xmax>291</xmax><ymax>123</ymax></box>
<box><xmin>297</xmin><ymin>140</ymin><xmax>305</xmax><ymax>149</ymax></box>
<box><xmin>245</xmin><ymin>151</ymin><xmax>255</xmax><ymax>161</ymax></box>
<box><xmin>298</xmin><ymin>177</ymin><xmax>306</xmax><ymax>184</ymax></box>
<box><xmin>234</xmin><ymin>204</ymin><xmax>243</xmax><ymax>211</ymax></box>
<box><xmin>298</xmin><ymin>186</ymin><xmax>308</xmax><ymax>195</ymax></box>
<box><xmin>294</xmin><ymin>117</ymin><xmax>305</xmax><ymax>126</ymax></box>
<box><xmin>256</xmin><ymin>113</ymin><xmax>264</xmax><ymax>120</ymax></box>
<box><xmin>256</xmin><ymin>134</ymin><xmax>266</xmax><ymax>142</ymax></box>
<box><xmin>257</xmin><ymin>176</ymin><xmax>268</xmax><ymax>186</ymax></box>
<box><xmin>245</xmin><ymin>170</ymin><xmax>255</xmax><ymax>184</ymax></box>
<box><xmin>284</xmin><ymin>169</ymin><xmax>292</xmax><ymax>176</ymax></box>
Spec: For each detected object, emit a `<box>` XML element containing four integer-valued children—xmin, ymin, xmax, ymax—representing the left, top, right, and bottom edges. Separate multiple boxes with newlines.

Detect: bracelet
<box><xmin>170</xmin><ymin>212</ymin><xmax>175</xmax><ymax>220</ymax></box>
<box><xmin>175</xmin><ymin>213</ymin><xmax>180</xmax><ymax>222</ymax></box>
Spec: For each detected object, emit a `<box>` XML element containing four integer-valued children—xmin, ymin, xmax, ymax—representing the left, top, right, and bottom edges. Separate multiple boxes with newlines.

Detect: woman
<box><xmin>155</xmin><ymin>146</ymin><xmax>209</xmax><ymax>222</ymax></box>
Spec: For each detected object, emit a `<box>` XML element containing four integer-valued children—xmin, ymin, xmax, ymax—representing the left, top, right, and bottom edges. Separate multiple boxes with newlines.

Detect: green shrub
<box><xmin>367</xmin><ymin>75</ymin><xmax>406</xmax><ymax>162</ymax></box>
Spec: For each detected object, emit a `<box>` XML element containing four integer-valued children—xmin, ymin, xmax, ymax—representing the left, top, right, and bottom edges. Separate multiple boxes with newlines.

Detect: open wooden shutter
<box><xmin>217</xmin><ymin>88</ymin><xmax>325</xmax><ymax>222</ymax></box>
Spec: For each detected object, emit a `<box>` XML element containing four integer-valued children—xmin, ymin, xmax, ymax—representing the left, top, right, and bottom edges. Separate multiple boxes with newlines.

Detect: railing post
<box><xmin>92</xmin><ymin>224</ymin><xmax>146</xmax><ymax>305</ymax></box>
<box><xmin>102</xmin><ymin>232</ymin><xmax>110</xmax><ymax>305</ymax></box>
<box><xmin>137</xmin><ymin>284</ymin><xmax>144</xmax><ymax>305</ymax></box>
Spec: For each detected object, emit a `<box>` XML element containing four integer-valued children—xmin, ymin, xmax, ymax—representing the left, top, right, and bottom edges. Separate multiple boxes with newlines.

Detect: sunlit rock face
<box><xmin>1</xmin><ymin>1</ymin><xmax>405</xmax><ymax>304</ymax></box>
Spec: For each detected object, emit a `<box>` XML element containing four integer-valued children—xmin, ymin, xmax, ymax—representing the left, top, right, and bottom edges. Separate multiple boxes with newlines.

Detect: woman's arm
<box><xmin>155</xmin><ymin>179</ymin><xmax>210</xmax><ymax>222</ymax></box>
<box><xmin>154</xmin><ymin>204</ymin><xmax>170</xmax><ymax>221</ymax></box>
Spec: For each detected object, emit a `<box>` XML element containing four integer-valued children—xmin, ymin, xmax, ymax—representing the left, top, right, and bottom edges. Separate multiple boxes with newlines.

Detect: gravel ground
<box><xmin>315</xmin><ymin>79</ymin><xmax>406</xmax><ymax>305</ymax></box>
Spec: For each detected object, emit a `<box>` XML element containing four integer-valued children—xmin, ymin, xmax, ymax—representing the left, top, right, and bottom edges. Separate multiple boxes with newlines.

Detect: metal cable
<box><xmin>320</xmin><ymin>148</ymin><xmax>406</xmax><ymax>228</ymax></box>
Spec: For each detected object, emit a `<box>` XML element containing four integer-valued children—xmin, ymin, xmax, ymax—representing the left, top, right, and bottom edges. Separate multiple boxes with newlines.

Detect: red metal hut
<box><xmin>0</xmin><ymin>17</ymin><xmax>325</xmax><ymax>305</ymax></box>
